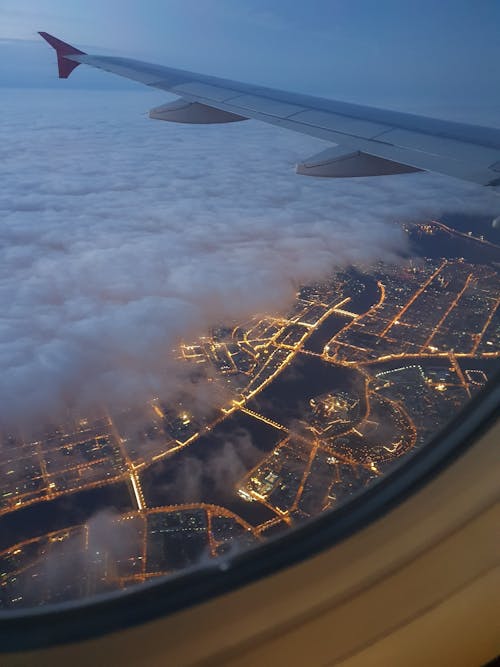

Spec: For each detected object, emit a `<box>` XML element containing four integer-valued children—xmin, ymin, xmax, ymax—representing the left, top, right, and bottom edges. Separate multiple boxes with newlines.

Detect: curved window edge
<box><xmin>0</xmin><ymin>371</ymin><xmax>498</xmax><ymax>652</ymax></box>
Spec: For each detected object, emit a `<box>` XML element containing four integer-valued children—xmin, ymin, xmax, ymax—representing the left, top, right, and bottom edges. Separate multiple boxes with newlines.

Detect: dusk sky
<box><xmin>2</xmin><ymin>0</ymin><xmax>500</xmax><ymax>115</ymax></box>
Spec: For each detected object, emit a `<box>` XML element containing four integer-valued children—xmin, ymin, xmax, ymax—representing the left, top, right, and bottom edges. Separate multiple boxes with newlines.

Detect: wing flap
<box><xmin>149</xmin><ymin>99</ymin><xmax>247</xmax><ymax>124</ymax></box>
<box><xmin>296</xmin><ymin>146</ymin><xmax>421</xmax><ymax>178</ymax></box>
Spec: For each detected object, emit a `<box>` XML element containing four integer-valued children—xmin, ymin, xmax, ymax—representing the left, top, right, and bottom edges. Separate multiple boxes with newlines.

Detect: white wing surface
<box><xmin>39</xmin><ymin>32</ymin><xmax>500</xmax><ymax>189</ymax></box>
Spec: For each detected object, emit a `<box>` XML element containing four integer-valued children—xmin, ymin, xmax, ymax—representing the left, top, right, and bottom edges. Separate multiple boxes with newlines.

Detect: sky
<box><xmin>1</xmin><ymin>0</ymin><xmax>500</xmax><ymax>114</ymax></box>
<box><xmin>1</xmin><ymin>1</ymin><xmax>499</xmax><ymax>431</ymax></box>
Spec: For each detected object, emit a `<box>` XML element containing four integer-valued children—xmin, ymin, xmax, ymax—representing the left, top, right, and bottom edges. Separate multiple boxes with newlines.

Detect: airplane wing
<box><xmin>39</xmin><ymin>32</ymin><xmax>500</xmax><ymax>189</ymax></box>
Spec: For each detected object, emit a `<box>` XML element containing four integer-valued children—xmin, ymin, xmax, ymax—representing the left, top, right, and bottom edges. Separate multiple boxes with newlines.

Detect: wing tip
<box><xmin>39</xmin><ymin>32</ymin><xmax>86</xmax><ymax>79</ymax></box>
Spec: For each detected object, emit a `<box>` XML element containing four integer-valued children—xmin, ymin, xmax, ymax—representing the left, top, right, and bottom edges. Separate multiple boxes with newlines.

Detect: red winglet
<box><xmin>39</xmin><ymin>32</ymin><xmax>86</xmax><ymax>79</ymax></box>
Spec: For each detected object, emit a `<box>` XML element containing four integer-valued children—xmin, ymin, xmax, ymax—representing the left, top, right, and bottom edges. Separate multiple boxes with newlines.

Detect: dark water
<box><xmin>250</xmin><ymin>355</ymin><xmax>366</xmax><ymax>427</ymax></box>
<box><xmin>441</xmin><ymin>212</ymin><xmax>500</xmax><ymax>246</ymax></box>
<box><xmin>410</xmin><ymin>218</ymin><xmax>500</xmax><ymax>265</ymax></box>
<box><xmin>346</xmin><ymin>269</ymin><xmax>381</xmax><ymax>313</ymax></box>
<box><xmin>141</xmin><ymin>411</ymin><xmax>280</xmax><ymax>527</ymax></box>
<box><xmin>412</xmin><ymin>229</ymin><xmax>499</xmax><ymax>264</ymax></box>
<box><xmin>304</xmin><ymin>271</ymin><xmax>381</xmax><ymax>354</ymax></box>
<box><xmin>304</xmin><ymin>313</ymin><xmax>350</xmax><ymax>353</ymax></box>
<box><xmin>141</xmin><ymin>358</ymin><xmax>364</xmax><ymax>526</ymax></box>
<box><xmin>0</xmin><ymin>483</ymin><xmax>133</xmax><ymax>551</ymax></box>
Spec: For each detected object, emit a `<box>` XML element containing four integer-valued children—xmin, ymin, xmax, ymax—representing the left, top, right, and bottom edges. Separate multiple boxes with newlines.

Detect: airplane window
<box><xmin>0</xmin><ymin>1</ymin><xmax>499</xmax><ymax>652</ymax></box>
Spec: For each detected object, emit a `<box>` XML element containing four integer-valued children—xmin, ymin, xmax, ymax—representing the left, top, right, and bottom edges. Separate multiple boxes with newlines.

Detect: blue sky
<box><xmin>1</xmin><ymin>0</ymin><xmax>500</xmax><ymax>113</ymax></box>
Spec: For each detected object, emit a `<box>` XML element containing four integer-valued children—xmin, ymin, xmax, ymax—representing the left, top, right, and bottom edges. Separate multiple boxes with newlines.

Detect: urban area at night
<box><xmin>1</xmin><ymin>215</ymin><xmax>499</xmax><ymax>609</ymax></box>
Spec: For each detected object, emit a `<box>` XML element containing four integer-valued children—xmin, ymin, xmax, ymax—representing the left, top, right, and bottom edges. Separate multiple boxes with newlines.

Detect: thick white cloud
<box><xmin>0</xmin><ymin>88</ymin><xmax>497</xmax><ymax>430</ymax></box>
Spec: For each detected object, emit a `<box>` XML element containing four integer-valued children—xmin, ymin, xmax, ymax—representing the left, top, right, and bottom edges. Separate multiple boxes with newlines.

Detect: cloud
<box><xmin>0</xmin><ymin>88</ymin><xmax>497</xmax><ymax>432</ymax></box>
<box><xmin>10</xmin><ymin>509</ymin><xmax>143</xmax><ymax>606</ymax></box>
<box><xmin>158</xmin><ymin>427</ymin><xmax>263</xmax><ymax>504</ymax></box>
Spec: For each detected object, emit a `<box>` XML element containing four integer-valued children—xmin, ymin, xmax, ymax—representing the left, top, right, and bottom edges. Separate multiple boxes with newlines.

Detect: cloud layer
<box><xmin>0</xmin><ymin>88</ymin><xmax>497</xmax><ymax>430</ymax></box>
